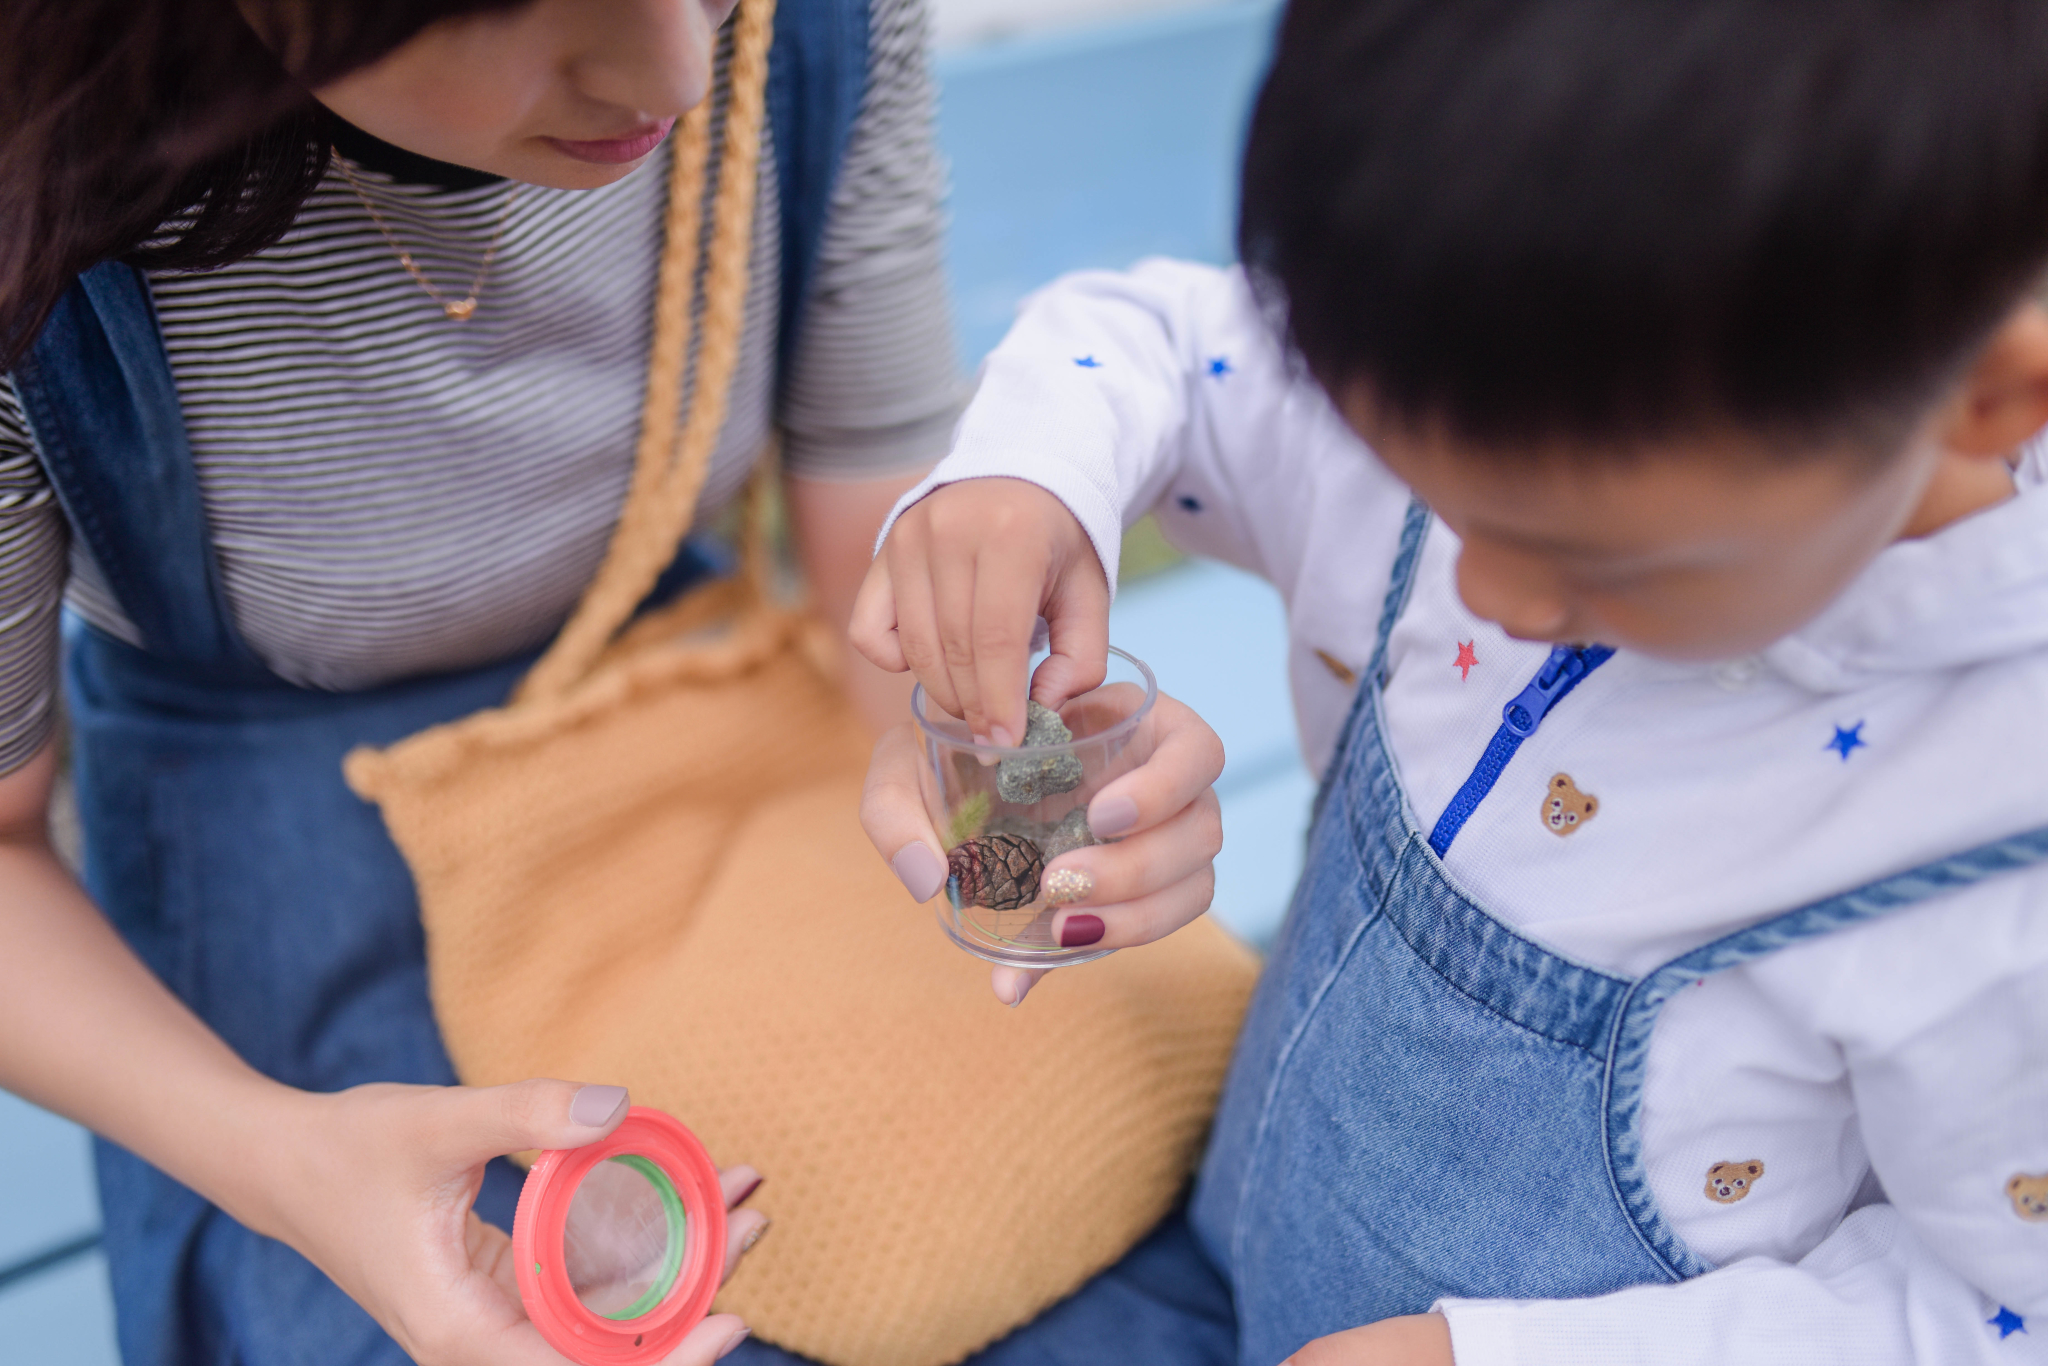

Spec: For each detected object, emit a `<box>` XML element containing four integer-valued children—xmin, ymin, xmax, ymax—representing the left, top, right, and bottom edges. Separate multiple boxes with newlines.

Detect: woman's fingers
<box><xmin>721</xmin><ymin>1207</ymin><xmax>771</xmax><ymax>1282</ymax></box>
<box><xmin>719</xmin><ymin>1164</ymin><xmax>763</xmax><ymax>1210</ymax></box>
<box><xmin>1049</xmin><ymin>865</ymin><xmax>1217</xmax><ymax>954</ymax></box>
<box><xmin>414</xmin><ymin>1078</ymin><xmax>630</xmax><ymax>1173</ymax></box>
<box><xmin>990</xmin><ymin>965</ymin><xmax>1052</xmax><ymax>1007</ymax></box>
<box><xmin>656</xmin><ymin>1313</ymin><xmax>754</xmax><ymax>1365</ymax></box>
<box><xmin>716</xmin><ymin>1163</ymin><xmax>770</xmax><ymax>1282</ymax></box>
<box><xmin>860</xmin><ymin>724</ymin><xmax>947</xmax><ymax>902</ymax></box>
<box><xmin>1043</xmin><ymin>786</ymin><xmax>1222</xmax><ymax>911</ymax></box>
<box><xmin>1084</xmin><ymin>692</ymin><xmax>1225</xmax><ymax>840</ymax></box>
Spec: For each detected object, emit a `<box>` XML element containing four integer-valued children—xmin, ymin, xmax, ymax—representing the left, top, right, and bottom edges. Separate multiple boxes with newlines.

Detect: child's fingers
<box><xmin>1084</xmin><ymin>693</ymin><xmax>1226</xmax><ymax>840</ymax></box>
<box><xmin>1049</xmin><ymin>865</ymin><xmax>1217</xmax><ymax>952</ymax></box>
<box><xmin>928</xmin><ymin>536</ymin><xmax>993</xmax><ymax>739</ymax></box>
<box><xmin>860</xmin><ymin>724</ymin><xmax>949</xmax><ymax>903</ymax></box>
<box><xmin>1041</xmin><ymin>787</ymin><xmax>1222</xmax><ymax>909</ymax></box>
<box><xmin>969</xmin><ymin>551</ymin><xmax>1049</xmax><ymax>746</ymax></box>
<box><xmin>847</xmin><ymin>561</ymin><xmax>906</xmax><ymax>673</ymax></box>
<box><xmin>1027</xmin><ymin>567</ymin><xmax>1111</xmax><ymax>712</ymax></box>
<box><xmin>882</xmin><ymin>528</ymin><xmax>961</xmax><ymax>723</ymax></box>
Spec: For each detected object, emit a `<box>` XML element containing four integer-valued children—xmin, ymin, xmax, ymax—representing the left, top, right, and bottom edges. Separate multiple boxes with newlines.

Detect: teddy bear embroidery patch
<box><xmin>1705</xmin><ymin>1159</ymin><xmax>1764</xmax><ymax>1204</ymax></box>
<box><xmin>2008</xmin><ymin>1173</ymin><xmax>2048</xmax><ymax>1222</ymax></box>
<box><xmin>1542</xmin><ymin>773</ymin><xmax>1598</xmax><ymax>836</ymax></box>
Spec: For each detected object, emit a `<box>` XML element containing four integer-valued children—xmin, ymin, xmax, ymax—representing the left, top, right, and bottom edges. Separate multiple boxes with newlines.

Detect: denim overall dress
<box><xmin>1170</xmin><ymin>500</ymin><xmax>2048</xmax><ymax>1364</ymax></box>
<box><xmin>8</xmin><ymin>8</ymin><xmax>868</xmax><ymax>1362</ymax></box>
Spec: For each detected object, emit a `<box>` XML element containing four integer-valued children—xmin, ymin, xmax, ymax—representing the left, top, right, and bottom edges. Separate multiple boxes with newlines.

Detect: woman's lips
<box><xmin>544</xmin><ymin>117</ymin><xmax>677</xmax><ymax>165</ymax></box>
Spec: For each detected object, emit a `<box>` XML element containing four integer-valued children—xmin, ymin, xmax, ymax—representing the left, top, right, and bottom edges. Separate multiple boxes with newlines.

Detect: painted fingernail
<box><xmin>1089</xmin><ymin>795</ymin><xmax>1139</xmax><ymax>837</ymax></box>
<box><xmin>1058</xmin><ymin>913</ymin><xmax>1106</xmax><ymax>948</ymax></box>
<box><xmin>1044</xmin><ymin>867</ymin><xmax>1093</xmax><ymax>905</ymax></box>
<box><xmin>743</xmin><ymin>1218</ymin><xmax>772</xmax><ymax>1253</ymax></box>
<box><xmin>718</xmin><ymin>1328</ymin><xmax>752</xmax><ymax>1359</ymax></box>
<box><xmin>892</xmin><ymin>843</ymin><xmax>947</xmax><ymax>902</ymax></box>
<box><xmin>735</xmin><ymin>1176</ymin><xmax>764</xmax><ymax>1207</ymax></box>
<box><xmin>569</xmin><ymin>1084</ymin><xmax>628</xmax><ymax>1128</ymax></box>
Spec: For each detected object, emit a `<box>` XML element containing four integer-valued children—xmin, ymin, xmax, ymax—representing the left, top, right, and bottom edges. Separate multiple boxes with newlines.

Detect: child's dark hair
<box><xmin>1240</xmin><ymin>0</ymin><xmax>2048</xmax><ymax>455</ymax></box>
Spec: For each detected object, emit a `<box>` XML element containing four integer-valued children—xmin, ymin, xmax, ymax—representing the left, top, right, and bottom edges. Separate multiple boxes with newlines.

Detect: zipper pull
<box><xmin>1502</xmin><ymin>644</ymin><xmax>1613</xmax><ymax>738</ymax></box>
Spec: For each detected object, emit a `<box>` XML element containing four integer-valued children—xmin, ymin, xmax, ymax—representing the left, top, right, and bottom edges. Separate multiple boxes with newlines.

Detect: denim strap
<box><xmin>767</xmin><ymin>0</ymin><xmax>873</xmax><ymax>375</ymax></box>
<box><xmin>1601</xmin><ymin>820</ymin><xmax>2048</xmax><ymax>1278</ymax></box>
<box><xmin>13</xmin><ymin>263</ymin><xmax>271</xmax><ymax>681</ymax></box>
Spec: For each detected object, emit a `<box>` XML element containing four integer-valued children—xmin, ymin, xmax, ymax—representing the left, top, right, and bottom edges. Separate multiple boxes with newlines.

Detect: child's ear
<box><xmin>1939</xmin><ymin>300</ymin><xmax>2048</xmax><ymax>458</ymax></box>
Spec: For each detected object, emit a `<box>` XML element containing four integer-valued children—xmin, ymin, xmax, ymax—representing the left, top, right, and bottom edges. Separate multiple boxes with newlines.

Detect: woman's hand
<box><xmin>862</xmin><ymin>690</ymin><xmax>1225</xmax><ymax>1007</ymax></box>
<box><xmin>1285</xmin><ymin>1314</ymin><xmax>1455</xmax><ymax>1366</ymax></box>
<box><xmin>850</xmin><ymin>477</ymin><xmax>1112</xmax><ymax>748</ymax></box>
<box><xmin>257</xmin><ymin>1079</ymin><xmax>767</xmax><ymax>1366</ymax></box>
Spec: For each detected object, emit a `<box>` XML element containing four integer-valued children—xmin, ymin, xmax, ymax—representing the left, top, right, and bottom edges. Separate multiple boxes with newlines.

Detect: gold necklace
<box><xmin>334</xmin><ymin>154</ymin><xmax>522</xmax><ymax>321</ymax></box>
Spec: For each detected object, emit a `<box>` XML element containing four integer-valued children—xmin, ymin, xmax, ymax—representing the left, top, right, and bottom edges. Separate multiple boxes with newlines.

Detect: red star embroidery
<box><xmin>1454</xmin><ymin>641</ymin><xmax>1478</xmax><ymax>681</ymax></box>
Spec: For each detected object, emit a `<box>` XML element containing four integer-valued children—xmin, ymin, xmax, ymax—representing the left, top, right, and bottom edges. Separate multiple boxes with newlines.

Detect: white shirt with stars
<box><xmin>885</xmin><ymin>258</ymin><xmax>2048</xmax><ymax>1365</ymax></box>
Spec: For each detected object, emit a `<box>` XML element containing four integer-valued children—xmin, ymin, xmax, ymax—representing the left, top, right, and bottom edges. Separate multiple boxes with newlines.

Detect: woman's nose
<box><xmin>1455</xmin><ymin>542</ymin><xmax>1572</xmax><ymax>642</ymax></box>
<box><xmin>567</xmin><ymin>0</ymin><xmax>720</xmax><ymax>119</ymax></box>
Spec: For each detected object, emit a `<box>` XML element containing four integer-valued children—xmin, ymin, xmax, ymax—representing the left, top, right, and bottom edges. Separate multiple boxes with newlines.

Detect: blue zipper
<box><xmin>1427</xmin><ymin>643</ymin><xmax>1615</xmax><ymax>857</ymax></box>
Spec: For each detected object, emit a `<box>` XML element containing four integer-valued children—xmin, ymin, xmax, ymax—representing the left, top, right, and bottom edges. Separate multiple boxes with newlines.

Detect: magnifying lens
<box><xmin>514</xmin><ymin>1107</ymin><xmax>728</xmax><ymax>1365</ymax></box>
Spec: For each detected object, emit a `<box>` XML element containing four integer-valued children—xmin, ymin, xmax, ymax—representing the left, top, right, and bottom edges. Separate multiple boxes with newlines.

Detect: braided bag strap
<box><xmin>517</xmin><ymin>0</ymin><xmax>778</xmax><ymax>706</ymax></box>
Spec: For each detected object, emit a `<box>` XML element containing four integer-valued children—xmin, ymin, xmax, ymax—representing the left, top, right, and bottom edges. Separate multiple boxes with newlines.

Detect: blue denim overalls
<box><xmin>9</xmin><ymin>8</ymin><xmax>868</xmax><ymax>1363</ymax></box>
<box><xmin>964</xmin><ymin>499</ymin><xmax>2048</xmax><ymax>1366</ymax></box>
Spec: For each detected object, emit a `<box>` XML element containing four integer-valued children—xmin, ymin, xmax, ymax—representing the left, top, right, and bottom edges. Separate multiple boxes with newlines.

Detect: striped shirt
<box><xmin>0</xmin><ymin>0</ymin><xmax>959</xmax><ymax>771</ymax></box>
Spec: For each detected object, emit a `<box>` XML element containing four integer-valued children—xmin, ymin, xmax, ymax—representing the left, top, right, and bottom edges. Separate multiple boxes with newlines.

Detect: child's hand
<box><xmin>862</xmin><ymin>690</ymin><xmax>1225</xmax><ymax>1007</ymax></box>
<box><xmin>1284</xmin><ymin>1314</ymin><xmax>1455</xmax><ymax>1366</ymax></box>
<box><xmin>256</xmin><ymin>1079</ymin><xmax>766</xmax><ymax>1366</ymax></box>
<box><xmin>850</xmin><ymin>478</ymin><xmax>1111</xmax><ymax>748</ymax></box>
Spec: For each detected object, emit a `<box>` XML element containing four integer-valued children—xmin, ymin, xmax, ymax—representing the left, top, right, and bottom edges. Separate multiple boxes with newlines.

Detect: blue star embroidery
<box><xmin>1991</xmin><ymin>1307</ymin><xmax>2027</xmax><ymax>1339</ymax></box>
<box><xmin>1206</xmin><ymin>356</ymin><xmax>1232</xmax><ymax>378</ymax></box>
<box><xmin>1826</xmin><ymin>721</ymin><xmax>1867</xmax><ymax>761</ymax></box>
<box><xmin>1074</xmin><ymin>355</ymin><xmax>1104</xmax><ymax>369</ymax></box>
<box><xmin>1177</xmin><ymin>494</ymin><xmax>1204</xmax><ymax>513</ymax></box>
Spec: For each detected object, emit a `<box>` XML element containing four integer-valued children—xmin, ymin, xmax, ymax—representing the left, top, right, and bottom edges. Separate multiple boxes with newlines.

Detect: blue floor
<box><xmin>0</xmin><ymin>3</ymin><xmax>1297</xmax><ymax>1354</ymax></box>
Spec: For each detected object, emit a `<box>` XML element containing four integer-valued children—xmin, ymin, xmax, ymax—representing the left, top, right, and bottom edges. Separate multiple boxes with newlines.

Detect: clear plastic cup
<box><xmin>913</xmin><ymin>646</ymin><xmax>1157</xmax><ymax>969</ymax></box>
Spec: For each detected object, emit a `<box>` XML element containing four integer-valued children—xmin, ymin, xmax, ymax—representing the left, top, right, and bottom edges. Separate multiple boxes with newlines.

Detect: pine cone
<box><xmin>946</xmin><ymin>832</ymin><xmax>1045</xmax><ymax>911</ymax></box>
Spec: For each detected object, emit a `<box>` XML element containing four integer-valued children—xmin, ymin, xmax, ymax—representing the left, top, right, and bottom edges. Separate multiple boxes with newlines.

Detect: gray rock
<box><xmin>996</xmin><ymin>700</ymin><xmax>1087</xmax><ymax>804</ymax></box>
<box><xmin>1036</xmin><ymin>806</ymin><xmax>1096</xmax><ymax>860</ymax></box>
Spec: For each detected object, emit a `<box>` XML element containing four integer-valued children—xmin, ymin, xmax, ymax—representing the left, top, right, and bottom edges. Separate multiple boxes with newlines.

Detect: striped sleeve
<box><xmin>0</xmin><ymin>379</ymin><xmax>70</xmax><ymax>773</ymax></box>
<box><xmin>778</xmin><ymin>0</ymin><xmax>966</xmax><ymax>480</ymax></box>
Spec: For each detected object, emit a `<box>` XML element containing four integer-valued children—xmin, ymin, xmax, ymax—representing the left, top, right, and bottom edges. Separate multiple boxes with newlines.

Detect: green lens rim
<box><xmin>590</xmin><ymin>1154</ymin><xmax>688</xmax><ymax>1322</ymax></box>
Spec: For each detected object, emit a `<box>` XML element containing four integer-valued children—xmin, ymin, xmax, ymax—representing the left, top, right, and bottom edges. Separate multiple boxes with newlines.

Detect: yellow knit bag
<box><xmin>344</xmin><ymin>5</ymin><xmax>1257</xmax><ymax>1362</ymax></box>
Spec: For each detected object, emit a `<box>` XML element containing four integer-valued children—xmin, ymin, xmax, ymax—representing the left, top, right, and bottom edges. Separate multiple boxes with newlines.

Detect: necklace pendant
<box><xmin>444</xmin><ymin>298</ymin><xmax>477</xmax><ymax>321</ymax></box>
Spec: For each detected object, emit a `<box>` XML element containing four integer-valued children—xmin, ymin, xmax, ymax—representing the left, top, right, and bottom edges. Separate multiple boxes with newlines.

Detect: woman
<box><xmin>0</xmin><ymin>1</ymin><xmax>960</xmax><ymax>1362</ymax></box>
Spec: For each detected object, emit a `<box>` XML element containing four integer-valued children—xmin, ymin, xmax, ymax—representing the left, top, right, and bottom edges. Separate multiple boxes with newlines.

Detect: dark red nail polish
<box><xmin>1059</xmin><ymin>913</ymin><xmax>1106</xmax><ymax>948</ymax></box>
<box><xmin>736</xmin><ymin>1176</ymin><xmax>764</xmax><ymax>1207</ymax></box>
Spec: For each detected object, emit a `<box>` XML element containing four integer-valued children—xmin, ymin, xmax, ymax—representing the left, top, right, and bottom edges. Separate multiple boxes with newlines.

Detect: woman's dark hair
<box><xmin>1240</xmin><ymin>0</ymin><xmax>2048</xmax><ymax>455</ymax></box>
<box><xmin>0</xmin><ymin>0</ymin><xmax>526</xmax><ymax>366</ymax></box>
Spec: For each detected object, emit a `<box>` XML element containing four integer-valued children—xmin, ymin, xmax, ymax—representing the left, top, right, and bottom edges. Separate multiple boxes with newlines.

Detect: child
<box><xmin>854</xmin><ymin>0</ymin><xmax>2048</xmax><ymax>1361</ymax></box>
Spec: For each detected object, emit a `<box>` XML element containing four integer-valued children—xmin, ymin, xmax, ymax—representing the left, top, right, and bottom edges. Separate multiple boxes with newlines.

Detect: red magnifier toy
<box><xmin>513</xmin><ymin>1107</ymin><xmax>728</xmax><ymax>1365</ymax></box>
